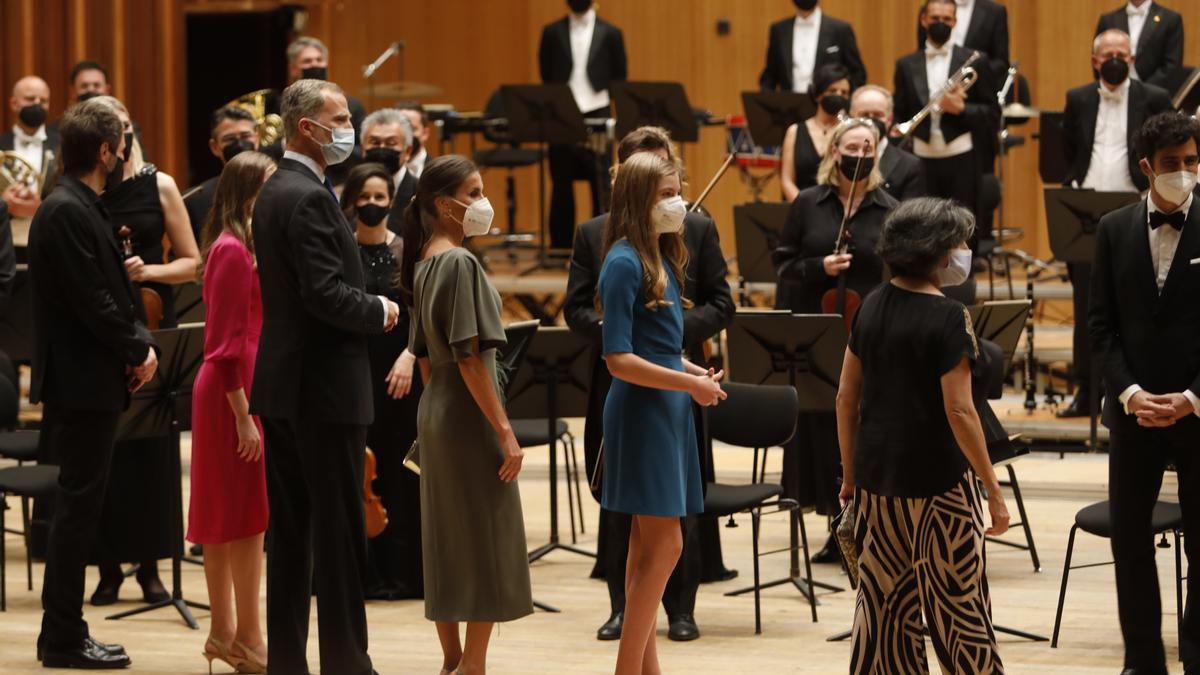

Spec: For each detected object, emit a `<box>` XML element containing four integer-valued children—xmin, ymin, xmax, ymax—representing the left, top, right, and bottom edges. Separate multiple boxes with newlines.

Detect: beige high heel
<box><xmin>202</xmin><ymin>637</ymin><xmax>244</xmax><ymax>674</ymax></box>
<box><xmin>232</xmin><ymin>640</ymin><xmax>266</xmax><ymax>674</ymax></box>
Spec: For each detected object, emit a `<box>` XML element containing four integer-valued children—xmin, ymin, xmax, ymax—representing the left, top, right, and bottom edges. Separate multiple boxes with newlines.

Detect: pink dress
<box><xmin>186</xmin><ymin>233</ymin><xmax>268</xmax><ymax>544</ymax></box>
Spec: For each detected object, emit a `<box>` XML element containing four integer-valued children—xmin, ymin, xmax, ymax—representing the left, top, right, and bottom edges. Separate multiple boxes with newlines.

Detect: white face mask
<box><xmin>652</xmin><ymin>195</ymin><xmax>687</xmax><ymax>235</ymax></box>
<box><xmin>937</xmin><ymin>248</ymin><xmax>973</xmax><ymax>287</ymax></box>
<box><xmin>306</xmin><ymin>118</ymin><xmax>356</xmax><ymax>165</ymax></box>
<box><xmin>452</xmin><ymin>197</ymin><xmax>495</xmax><ymax>237</ymax></box>
<box><xmin>1151</xmin><ymin>168</ymin><xmax>1199</xmax><ymax>206</ymax></box>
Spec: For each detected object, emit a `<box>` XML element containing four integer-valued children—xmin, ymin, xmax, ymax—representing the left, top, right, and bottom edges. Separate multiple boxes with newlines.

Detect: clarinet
<box><xmin>1023</xmin><ymin>269</ymin><xmax>1037</xmax><ymax>412</ymax></box>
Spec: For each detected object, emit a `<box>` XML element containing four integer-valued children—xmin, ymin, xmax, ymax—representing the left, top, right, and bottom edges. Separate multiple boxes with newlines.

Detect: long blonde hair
<box><xmin>199</xmin><ymin>151</ymin><xmax>275</xmax><ymax>275</ymax></box>
<box><xmin>601</xmin><ymin>152</ymin><xmax>691</xmax><ymax>311</ymax></box>
<box><xmin>816</xmin><ymin>118</ymin><xmax>884</xmax><ymax>191</ymax></box>
<box><xmin>89</xmin><ymin>95</ymin><xmax>146</xmax><ymax>173</ymax></box>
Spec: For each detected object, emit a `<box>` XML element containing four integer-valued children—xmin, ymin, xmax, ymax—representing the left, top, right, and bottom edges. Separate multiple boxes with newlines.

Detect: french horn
<box><xmin>0</xmin><ymin>151</ymin><xmax>41</xmax><ymax>194</ymax></box>
<box><xmin>226</xmin><ymin>89</ymin><xmax>284</xmax><ymax>146</ymax></box>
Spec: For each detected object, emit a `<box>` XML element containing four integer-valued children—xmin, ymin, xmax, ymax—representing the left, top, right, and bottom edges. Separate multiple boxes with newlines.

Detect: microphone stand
<box><xmin>362</xmin><ymin>40</ymin><xmax>406</xmax><ymax>108</ymax></box>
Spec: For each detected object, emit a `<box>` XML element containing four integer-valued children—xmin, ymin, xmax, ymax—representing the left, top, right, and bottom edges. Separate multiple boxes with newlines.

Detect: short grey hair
<box><xmin>361</xmin><ymin>108</ymin><xmax>413</xmax><ymax>150</ymax></box>
<box><xmin>287</xmin><ymin>37</ymin><xmax>328</xmax><ymax>65</ymax></box>
<box><xmin>1093</xmin><ymin>28</ymin><xmax>1131</xmax><ymax>54</ymax></box>
<box><xmin>876</xmin><ymin>197</ymin><xmax>976</xmax><ymax>278</ymax></box>
<box><xmin>850</xmin><ymin>85</ymin><xmax>894</xmax><ymax>114</ymax></box>
<box><xmin>281</xmin><ymin>79</ymin><xmax>343</xmax><ymax>142</ymax></box>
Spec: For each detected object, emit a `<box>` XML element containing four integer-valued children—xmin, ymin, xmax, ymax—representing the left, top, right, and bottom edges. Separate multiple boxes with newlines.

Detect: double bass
<box><xmin>820</xmin><ymin>154</ymin><xmax>867</xmax><ymax>330</ymax></box>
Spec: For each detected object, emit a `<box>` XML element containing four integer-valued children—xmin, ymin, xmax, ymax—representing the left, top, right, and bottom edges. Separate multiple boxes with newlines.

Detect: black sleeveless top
<box><xmin>358</xmin><ymin>237</ymin><xmax>410</xmax><ymax>370</ymax></box>
<box><xmin>102</xmin><ymin>165</ymin><xmax>177</xmax><ymax>328</ymax></box>
<box><xmin>791</xmin><ymin>121</ymin><xmax>823</xmax><ymax>194</ymax></box>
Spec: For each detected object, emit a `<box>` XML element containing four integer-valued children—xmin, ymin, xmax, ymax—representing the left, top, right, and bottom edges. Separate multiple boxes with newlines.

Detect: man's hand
<box><xmin>1136</xmin><ymin>392</ymin><xmax>1195</xmax><ymax>427</ymax></box>
<box><xmin>2</xmin><ymin>185</ymin><xmax>40</xmax><ymax>218</ymax></box>
<box><xmin>384</xmin><ymin>300</ymin><xmax>400</xmax><ymax>332</ymax></box>
<box><xmin>129</xmin><ymin>349</ymin><xmax>158</xmax><ymax>392</ymax></box>
<box><xmin>939</xmin><ymin>86</ymin><xmax>966</xmax><ymax>115</ymax></box>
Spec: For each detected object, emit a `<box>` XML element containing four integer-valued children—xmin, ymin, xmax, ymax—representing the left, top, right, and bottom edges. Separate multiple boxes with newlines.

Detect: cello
<box><xmin>819</xmin><ymin>153</ymin><xmax>867</xmax><ymax>331</ymax></box>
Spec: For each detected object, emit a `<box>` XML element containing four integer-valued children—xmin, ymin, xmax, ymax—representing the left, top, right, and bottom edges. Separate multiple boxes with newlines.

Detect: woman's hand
<box><xmin>689</xmin><ymin>369</ymin><xmax>727</xmax><ymax>407</ymax></box>
<box><xmin>823</xmin><ymin>253</ymin><xmax>852</xmax><ymax>277</ymax></box>
<box><xmin>985</xmin><ymin>488</ymin><xmax>1010</xmax><ymax>536</ymax></box>
<box><xmin>386</xmin><ymin>350</ymin><xmax>416</xmax><ymax>399</ymax></box>
<box><xmin>124</xmin><ymin>256</ymin><xmax>147</xmax><ymax>282</ymax></box>
<box><xmin>838</xmin><ymin>477</ymin><xmax>854</xmax><ymax>507</ymax></box>
<box><xmin>498</xmin><ymin>429</ymin><xmax>523</xmax><ymax>482</ymax></box>
<box><xmin>235</xmin><ymin>413</ymin><xmax>263</xmax><ymax>462</ymax></box>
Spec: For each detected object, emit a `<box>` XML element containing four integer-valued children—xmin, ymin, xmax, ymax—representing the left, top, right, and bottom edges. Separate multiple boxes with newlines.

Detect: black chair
<box><xmin>0</xmin><ymin>464</ymin><xmax>58</xmax><ymax>610</ymax></box>
<box><xmin>704</xmin><ymin>381</ymin><xmax>808</xmax><ymax>633</ymax></box>
<box><xmin>510</xmin><ymin>418</ymin><xmax>586</xmax><ymax>543</ymax></box>
<box><xmin>1051</xmin><ymin>500</ymin><xmax>1184</xmax><ymax>648</ymax></box>
<box><xmin>474</xmin><ymin>89</ymin><xmax>543</xmax><ymax>263</ymax></box>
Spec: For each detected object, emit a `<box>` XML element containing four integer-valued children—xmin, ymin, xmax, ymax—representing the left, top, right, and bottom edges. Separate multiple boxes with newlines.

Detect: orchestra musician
<box><xmin>397</xmin><ymin>103</ymin><xmax>432</xmax><ymax>179</ymax></box>
<box><xmin>780</xmin><ymin>63</ymin><xmax>853</xmax><ymax>202</ymax></box>
<box><xmin>0</xmin><ymin>200</ymin><xmax>14</xmax><ymax>313</ymax></box>
<box><xmin>357</xmin><ymin>108</ymin><xmax>418</xmax><ymax>234</ymax></box>
<box><xmin>759</xmin><ymin>0</ymin><xmax>867</xmax><ymax>92</ymax></box>
<box><xmin>287</xmin><ymin>37</ymin><xmax>367</xmax><ymax>184</ymax></box>
<box><xmin>1095</xmin><ymin>0</ymin><xmax>1184</xmax><ymax>89</ymax></box>
<box><xmin>849</xmin><ymin>85</ymin><xmax>927</xmax><ymax>201</ymax></box>
<box><xmin>2</xmin><ymin>76</ymin><xmax>57</xmax><ymax>217</ymax></box>
<box><xmin>68</xmin><ymin>61</ymin><xmax>112</xmax><ymax>103</ymax></box>
<box><xmin>184</xmin><ymin>106</ymin><xmax>261</xmax><ymax>243</ymax></box>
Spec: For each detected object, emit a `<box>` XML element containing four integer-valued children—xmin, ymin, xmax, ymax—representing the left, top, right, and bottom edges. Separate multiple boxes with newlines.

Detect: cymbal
<box><xmin>1002</xmin><ymin>103</ymin><xmax>1041</xmax><ymax>119</ymax></box>
<box><xmin>361</xmin><ymin>81</ymin><xmax>443</xmax><ymax>100</ymax></box>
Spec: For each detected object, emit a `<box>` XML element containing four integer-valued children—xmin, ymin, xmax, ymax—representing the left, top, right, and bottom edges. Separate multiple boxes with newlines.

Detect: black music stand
<box><xmin>740</xmin><ymin>92</ymin><xmax>816</xmax><ymax>148</ymax></box>
<box><xmin>609</xmin><ymin>81</ymin><xmax>699</xmax><ymax>143</ymax></box>
<box><xmin>1037</xmin><ymin>111</ymin><xmax>1066</xmax><ymax>185</ymax></box>
<box><xmin>732</xmin><ymin>203</ymin><xmax>790</xmax><ymax>306</ymax></box>
<box><xmin>968</xmin><ymin>300</ymin><xmax>1032</xmax><ymax>371</ymax></box>
<box><xmin>173</xmin><ymin>282</ymin><xmax>205</xmax><ymax>325</ymax></box>
<box><xmin>724</xmin><ymin>312</ymin><xmax>846</xmax><ymax>609</ymax></box>
<box><xmin>106</xmin><ymin>324</ymin><xmax>209</xmax><ymax>629</ymax></box>
<box><xmin>498</xmin><ymin>320</ymin><xmax>540</xmax><ymax>395</ymax></box>
<box><xmin>501</xmin><ymin>84</ymin><xmax>588</xmax><ymax>270</ymax></box>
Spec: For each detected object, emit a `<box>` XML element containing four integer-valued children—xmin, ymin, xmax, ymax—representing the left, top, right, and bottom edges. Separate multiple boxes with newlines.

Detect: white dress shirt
<box><xmin>1082</xmin><ymin>79</ymin><xmax>1138</xmax><ymax>193</ymax></box>
<box><xmin>913</xmin><ymin>42</ymin><xmax>974</xmax><ymax>159</ymax></box>
<box><xmin>567</xmin><ymin>9</ymin><xmax>609</xmax><ymax>113</ymax></box>
<box><xmin>791</xmin><ymin>8</ymin><xmax>823</xmax><ymax>93</ymax></box>
<box><xmin>1127</xmin><ymin>1</ymin><xmax>1150</xmax><ymax>57</ymax></box>
<box><xmin>951</xmin><ymin>0</ymin><xmax>975</xmax><ymax>48</ymax></box>
<box><xmin>1118</xmin><ymin>191</ymin><xmax>1200</xmax><ymax>416</ymax></box>
<box><xmin>407</xmin><ymin>147</ymin><xmax>427</xmax><ymax>179</ymax></box>
<box><xmin>393</xmin><ymin>165</ymin><xmax>409</xmax><ymax>198</ymax></box>
<box><xmin>12</xmin><ymin>124</ymin><xmax>46</xmax><ymax>175</ymax></box>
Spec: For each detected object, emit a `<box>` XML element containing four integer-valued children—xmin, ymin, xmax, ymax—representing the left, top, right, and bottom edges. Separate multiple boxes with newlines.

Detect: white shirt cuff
<box><xmin>377</xmin><ymin>296</ymin><xmax>389</xmax><ymax>328</ymax></box>
<box><xmin>1118</xmin><ymin>384</ymin><xmax>1143</xmax><ymax>415</ymax></box>
<box><xmin>1185</xmin><ymin>390</ymin><xmax>1200</xmax><ymax>418</ymax></box>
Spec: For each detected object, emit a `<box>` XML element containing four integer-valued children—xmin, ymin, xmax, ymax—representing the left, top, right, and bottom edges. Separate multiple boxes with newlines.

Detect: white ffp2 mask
<box><xmin>937</xmin><ymin>248</ymin><xmax>973</xmax><ymax>287</ymax></box>
<box><xmin>453</xmin><ymin>197</ymin><xmax>495</xmax><ymax>237</ymax></box>
<box><xmin>652</xmin><ymin>195</ymin><xmax>687</xmax><ymax>235</ymax></box>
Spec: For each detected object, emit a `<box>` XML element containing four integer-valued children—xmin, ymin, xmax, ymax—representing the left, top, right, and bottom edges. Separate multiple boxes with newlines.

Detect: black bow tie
<box><xmin>1150</xmin><ymin>210</ymin><xmax>1186</xmax><ymax>231</ymax></box>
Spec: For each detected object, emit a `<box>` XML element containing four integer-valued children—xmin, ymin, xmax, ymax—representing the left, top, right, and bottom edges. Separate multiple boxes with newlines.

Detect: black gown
<box><xmin>359</xmin><ymin>237</ymin><xmax>424</xmax><ymax>599</ymax></box>
<box><xmin>790</xmin><ymin>121</ymin><xmax>823</xmax><ymax>196</ymax></box>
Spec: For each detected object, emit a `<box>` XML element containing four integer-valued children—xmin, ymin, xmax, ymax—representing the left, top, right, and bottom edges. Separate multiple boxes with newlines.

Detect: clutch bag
<box><xmin>832</xmin><ymin>497</ymin><xmax>860</xmax><ymax>589</ymax></box>
<box><xmin>403</xmin><ymin>440</ymin><xmax>421</xmax><ymax>476</ymax></box>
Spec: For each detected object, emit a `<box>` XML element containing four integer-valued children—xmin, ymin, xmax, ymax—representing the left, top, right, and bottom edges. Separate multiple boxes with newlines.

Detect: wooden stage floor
<box><xmin>0</xmin><ymin>423</ymin><xmax>1181</xmax><ymax>674</ymax></box>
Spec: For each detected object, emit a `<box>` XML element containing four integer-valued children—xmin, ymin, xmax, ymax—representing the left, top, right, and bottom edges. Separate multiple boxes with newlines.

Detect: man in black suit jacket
<box><xmin>31</xmin><ymin>99</ymin><xmax>156</xmax><ymax>670</ymax></box>
<box><xmin>183</xmin><ymin>106</ymin><xmax>261</xmax><ymax>243</ymax></box>
<box><xmin>538</xmin><ymin>0</ymin><xmax>627</xmax><ymax>251</ymax></box>
<box><xmin>1058</xmin><ymin>29</ymin><xmax>1173</xmax><ymax>419</ymax></box>
<box><xmin>850</xmin><ymin>85</ymin><xmax>927</xmax><ymax>201</ymax></box>
<box><xmin>1089</xmin><ymin>112</ymin><xmax>1200</xmax><ymax>674</ymax></box>
<box><xmin>287</xmin><ymin>37</ymin><xmax>367</xmax><ymax>186</ymax></box>
<box><xmin>759</xmin><ymin>0</ymin><xmax>867</xmax><ymax>92</ymax></box>
<box><xmin>565</xmin><ymin>128</ymin><xmax>735</xmax><ymax>643</ymax></box>
<box><xmin>894</xmin><ymin>0</ymin><xmax>999</xmax><ymax>253</ymax></box>
<box><xmin>356</xmin><ymin>108</ymin><xmax>418</xmax><ymax>236</ymax></box>
<box><xmin>1095</xmin><ymin>1</ymin><xmax>1184</xmax><ymax>90</ymax></box>
<box><xmin>251</xmin><ymin>79</ymin><xmax>398</xmax><ymax>675</ymax></box>
<box><xmin>3</xmin><ymin>76</ymin><xmax>60</xmax><ymax>217</ymax></box>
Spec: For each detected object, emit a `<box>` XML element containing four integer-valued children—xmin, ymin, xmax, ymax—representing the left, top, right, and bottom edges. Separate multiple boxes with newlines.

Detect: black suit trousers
<box><xmin>1109</xmin><ymin>419</ymin><xmax>1200</xmax><ymax>670</ymax></box>
<box><xmin>1067</xmin><ymin>262</ymin><xmax>1097</xmax><ymax>397</ymax></box>
<box><xmin>263</xmin><ymin>417</ymin><xmax>372</xmax><ymax>675</ymax></box>
<box><xmin>602</xmin><ymin>509</ymin><xmax>700</xmax><ymax>618</ymax></box>
<box><xmin>38</xmin><ymin>405</ymin><xmax>120</xmax><ymax>649</ymax></box>
<box><xmin>547</xmin><ymin>107</ymin><xmax>612</xmax><ymax>250</ymax></box>
<box><xmin>923</xmin><ymin>151</ymin><xmax>984</xmax><ymax>251</ymax></box>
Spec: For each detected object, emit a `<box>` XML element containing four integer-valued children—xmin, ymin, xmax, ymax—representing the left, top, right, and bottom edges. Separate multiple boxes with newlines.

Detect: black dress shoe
<box><xmin>85</xmin><ymin>637</ymin><xmax>126</xmax><ymax>657</ymax></box>
<box><xmin>596</xmin><ymin>612</ymin><xmax>623</xmax><ymax>641</ymax></box>
<box><xmin>667</xmin><ymin>614</ymin><xmax>700</xmax><ymax>641</ymax></box>
<box><xmin>811</xmin><ymin>537</ymin><xmax>842</xmax><ymax>564</ymax></box>
<box><xmin>136</xmin><ymin>571</ymin><xmax>169</xmax><ymax>604</ymax></box>
<box><xmin>1056</xmin><ymin>396</ymin><xmax>1092</xmax><ymax>418</ymax></box>
<box><xmin>41</xmin><ymin>639</ymin><xmax>131</xmax><ymax>669</ymax></box>
<box><xmin>714</xmin><ymin>567</ymin><xmax>738</xmax><ymax>582</ymax></box>
<box><xmin>89</xmin><ymin>575</ymin><xmax>123</xmax><ymax>607</ymax></box>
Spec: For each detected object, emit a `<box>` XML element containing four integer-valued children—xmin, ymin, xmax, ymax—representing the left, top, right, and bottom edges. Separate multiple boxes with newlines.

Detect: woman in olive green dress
<box><xmin>399</xmin><ymin>154</ymin><xmax>532</xmax><ymax>675</ymax></box>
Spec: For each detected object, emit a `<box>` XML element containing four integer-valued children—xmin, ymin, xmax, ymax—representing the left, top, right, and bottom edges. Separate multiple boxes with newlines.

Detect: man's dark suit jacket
<box><xmin>0</xmin><ymin>201</ymin><xmax>17</xmax><ymax>315</ymax></box>
<box><xmin>538</xmin><ymin>15</ymin><xmax>628</xmax><ymax>100</ymax></box>
<box><xmin>385</xmin><ymin>170</ymin><xmax>418</xmax><ymax>237</ymax></box>
<box><xmin>1062</xmin><ymin>79</ymin><xmax>1172</xmax><ymax>192</ymax></box>
<box><xmin>1089</xmin><ymin>198</ymin><xmax>1200</xmax><ymax>440</ymax></box>
<box><xmin>1095</xmin><ymin>2</ymin><xmax>1185</xmax><ymax>89</ymax></box>
<box><xmin>184</xmin><ymin>175</ymin><xmax>219</xmax><ymax>245</ymax></box>
<box><xmin>250</xmin><ymin>157</ymin><xmax>384</xmax><ymax>425</ymax></box>
<box><xmin>759</xmin><ymin>13</ymin><xmax>867</xmax><ymax>91</ymax></box>
<box><xmin>1</xmin><ymin>125</ymin><xmax>61</xmax><ymax>197</ymax></box>
<box><xmin>28</xmin><ymin>175</ymin><xmax>154</xmax><ymax>410</ymax></box>
<box><xmin>916</xmin><ymin>0</ymin><xmax>1010</xmax><ymax>80</ymax></box>
<box><xmin>893</xmin><ymin>44</ymin><xmax>1000</xmax><ymax>146</ymax></box>
<box><xmin>879</xmin><ymin>143</ymin><xmax>926</xmax><ymax>201</ymax></box>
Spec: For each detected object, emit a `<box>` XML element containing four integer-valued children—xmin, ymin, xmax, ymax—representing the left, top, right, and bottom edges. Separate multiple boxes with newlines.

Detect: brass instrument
<box><xmin>0</xmin><ymin>151</ymin><xmax>41</xmax><ymax>194</ymax></box>
<box><xmin>894</xmin><ymin>51</ymin><xmax>983</xmax><ymax>140</ymax></box>
<box><xmin>226</xmin><ymin>89</ymin><xmax>283</xmax><ymax>146</ymax></box>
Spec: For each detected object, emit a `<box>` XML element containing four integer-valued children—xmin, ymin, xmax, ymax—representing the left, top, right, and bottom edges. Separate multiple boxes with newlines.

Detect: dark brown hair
<box><xmin>59</xmin><ymin>99</ymin><xmax>123</xmax><ymax>176</ymax></box>
<box><xmin>199</xmin><ymin>151</ymin><xmax>276</xmax><ymax>274</ymax></box>
<box><xmin>398</xmin><ymin>154</ymin><xmax>479</xmax><ymax>306</ymax></box>
<box><xmin>339</xmin><ymin>162</ymin><xmax>395</xmax><ymax>222</ymax></box>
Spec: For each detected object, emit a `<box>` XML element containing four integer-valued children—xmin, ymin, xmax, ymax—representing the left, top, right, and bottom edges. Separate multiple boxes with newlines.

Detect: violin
<box><xmin>118</xmin><ymin>225</ymin><xmax>164</xmax><ymax>330</ymax></box>
<box><xmin>363</xmin><ymin>447</ymin><xmax>388</xmax><ymax>538</ymax></box>
<box><xmin>819</xmin><ymin>154</ymin><xmax>867</xmax><ymax>332</ymax></box>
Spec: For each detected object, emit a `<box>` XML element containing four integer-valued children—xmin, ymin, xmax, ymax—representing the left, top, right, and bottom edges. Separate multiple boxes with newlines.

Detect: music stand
<box><xmin>724</xmin><ymin>312</ymin><xmax>846</xmax><ymax>610</ymax></box>
<box><xmin>498</xmin><ymin>320</ymin><xmax>540</xmax><ymax>395</ymax></box>
<box><xmin>609</xmin><ymin>81</ymin><xmax>699</xmax><ymax>143</ymax></box>
<box><xmin>106</xmin><ymin>324</ymin><xmax>209</xmax><ymax>629</ymax></box>
<box><xmin>500</xmin><ymin>84</ymin><xmax>588</xmax><ymax>270</ymax></box>
<box><xmin>968</xmin><ymin>300</ymin><xmax>1032</xmax><ymax>371</ymax></box>
<box><xmin>732</xmin><ymin>203</ymin><xmax>789</xmax><ymax>306</ymax></box>
<box><xmin>1036</xmin><ymin>111</ymin><xmax>1066</xmax><ymax>185</ymax></box>
<box><xmin>740</xmin><ymin>92</ymin><xmax>815</xmax><ymax>148</ymax></box>
<box><xmin>172</xmin><ymin>282</ymin><xmax>205</xmax><ymax>325</ymax></box>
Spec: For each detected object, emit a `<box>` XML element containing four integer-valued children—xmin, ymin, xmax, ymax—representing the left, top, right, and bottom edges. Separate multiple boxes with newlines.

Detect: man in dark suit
<box><xmin>894</xmin><ymin>0</ymin><xmax>999</xmax><ymax>253</ymax></box>
<box><xmin>3</xmin><ymin>76</ymin><xmax>60</xmax><ymax>216</ymax></box>
<box><xmin>357</xmin><ymin>108</ymin><xmax>418</xmax><ymax>236</ymax></box>
<box><xmin>31</xmin><ymin>98</ymin><xmax>157</xmax><ymax>670</ymax></box>
<box><xmin>1058</xmin><ymin>28</ymin><xmax>1173</xmax><ymax>419</ymax></box>
<box><xmin>1095</xmin><ymin>0</ymin><xmax>1184</xmax><ymax>90</ymax></box>
<box><xmin>566</xmin><ymin>127</ymin><xmax>735</xmax><ymax>643</ymax></box>
<box><xmin>850</xmin><ymin>85</ymin><xmax>927</xmax><ymax>201</ymax></box>
<box><xmin>538</xmin><ymin>0</ymin><xmax>627</xmax><ymax>252</ymax></box>
<box><xmin>251</xmin><ymin>79</ymin><xmax>398</xmax><ymax>675</ymax></box>
<box><xmin>1090</xmin><ymin>111</ymin><xmax>1200</xmax><ymax>675</ymax></box>
<box><xmin>759</xmin><ymin>0</ymin><xmax>867</xmax><ymax>92</ymax></box>
<box><xmin>287</xmin><ymin>37</ymin><xmax>367</xmax><ymax>185</ymax></box>
<box><xmin>183</xmin><ymin>106</ymin><xmax>261</xmax><ymax>243</ymax></box>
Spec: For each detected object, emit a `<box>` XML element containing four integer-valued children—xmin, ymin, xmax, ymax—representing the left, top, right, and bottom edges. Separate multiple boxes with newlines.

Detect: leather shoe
<box><xmin>667</xmin><ymin>614</ymin><xmax>700</xmax><ymax>641</ymax></box>
<box><xmin>811</xmin><ymin>537</ymin><xmax>842</xmax><ymax>564</ymax></box>
<box><xmin>1056</xmin><ymin>396</ymin><xmax>1092</xmax><ymax>418</ymax></box>
<box><xmin>1118</xmin><ymin>668</ymin><xmax>1169</xmax><ymax>675</ymax></box>
<box><xmin>713</xmin><ymin>567</ymin><xmax>738</xmax><ymax>582</ymax></box>
<box><xmin>41</xmin><ymin>639</ymin><xmax>131</xmax><ymax>669</ymax></box>
<box><xmin>89</xmin><ymin>575</ymin><xmax>122</xmax><ymax>607</ymax></box>
<box><xmin>38</xmin><ymin>636</ymin><xmax>125</xmax><ymax>662</ymax></box>
<box><xmin>136</xmin><ymin>570</ymin><xmax>169</xmax><ymax>604</ymax></box>
<box><xmin>596</xmin><ymin>612</ymin><xmax>623</xmax><ymax>641</ymax></box>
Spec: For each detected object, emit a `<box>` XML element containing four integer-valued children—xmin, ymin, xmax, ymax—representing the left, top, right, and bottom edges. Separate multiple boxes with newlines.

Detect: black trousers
<box><xmin>1067</xmin><ymin>262</ymin><xmax>1097</xmax><ymax>399</ymax></box>
<box><xmin>922</xmin><ymin>150</ymin><xmax>984</xmax><ymax>253</ymax></box>
<box><xmin>39</xmin><ymin>406</ymin><xmax>120</xmax><ymax>649</ymax></box>
<box><xmin>1109</xmin><ymin>418</ymin><xmax>1200</xmax><ymax>671</ymax></box>
<box><xmin>547</xmin><ymin>107</ymin><xmax>610</xmax><ymax>250</ymax></box>
<box><xmin>262</xmin><ymin>417</ymin><xmax>372</xmax><ymax>675</ymax></box>
<box><xmin>601</xmin><ymin>508</ymin><xmax>700</xmax><ymax>618</ymax></box>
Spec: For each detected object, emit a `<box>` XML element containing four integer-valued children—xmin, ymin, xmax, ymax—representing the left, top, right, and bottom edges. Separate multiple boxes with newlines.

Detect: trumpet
<box><xmin>894</xmin><ymin>50</ymin><xmax>982</xmax><ymax>140</ymax></box>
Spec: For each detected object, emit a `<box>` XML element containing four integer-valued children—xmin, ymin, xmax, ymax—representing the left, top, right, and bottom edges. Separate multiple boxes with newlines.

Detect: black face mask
<box><xmin>1100</xmin><ymin>56</ymin><xmax>1130</xmax><ymax>86</ymax></box>
<box><xmin>104</xmin><ymin>152</ymin><xmax>125</xmax><ymax>193</ymax></box>
<box><xmin>122</xmin><ymin>132</ymin><xmax>133</xmax><ymax>162</ymax></box>
<box><xmin>839</xmin><ymin>154</ymin><xmax>874</xmax><ymax>182</ymax></box>
<box><xmin>410</xmin><ymin>135</ymin><xmax>422</xmax><ymax>155</ymax></box>
<box><xmin>794</xmin><ymin>0</ymin><xmax>819</xmax><ymax>11</ymax></box>
<box><xmin>363</xmin><ymin>147</ymin><xmax>402</xmax><ymax>175</ymax></box>
<box><xmin>300</xmin><ymin>66</ymin><xmax>328</xmax><ymax>81</ymax></box>
<box><xmin>868</xmin><ymin>117</ymin><xmax>889</xmax><ymax>142</ymax></box>
<box><xmin>357</xmin><ymin>203</ymin><xmax>390</xmax><ymax>227</ymax></box>
<box><xmin>222</xmin><ymin>139</ymin><xmax>256</xmax><ymax>163</ymax></box>
<box><xmin>18</xmin><ymin>104</ymin><xmax>47</xmax><ymax>129</ymax></box>
<box><xmin>77</xmin><ymin>91</ymin><xmax>102</xmax><ymax>103</ymax></box>
<box><xmin>820</xmin><ymin>94</ymin><xmax>848</xmax><ymax>117</ymax></box>
<box><xmin>567</xmin><ymin>0</ymin><xmax>592</xmax><ymax>13</ymax></box>
<box><xmin>927</xmin><ymin>21</ymin><xmax>953</xmax><ymax>46</ymax></box>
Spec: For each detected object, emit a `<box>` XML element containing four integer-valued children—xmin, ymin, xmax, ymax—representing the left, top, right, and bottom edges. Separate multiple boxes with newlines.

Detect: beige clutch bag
<box><xmin>833</xmin><ymin>498</ymin><xmax>860</xmax><ymax>589</ymax></box>
<box><xmin>403</xmin><ymin>440</ymin><xmax>420</xmax><ymax>476</ymax></box>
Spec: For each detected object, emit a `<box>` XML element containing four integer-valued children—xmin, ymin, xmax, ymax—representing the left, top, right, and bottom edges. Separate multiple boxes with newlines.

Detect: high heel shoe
<box><xmin>232</xmin><ymin>640</ymin><xmax>266</xmax><ymax>674</ymax></box>
<box><xmin>202</xmin><ymin>637</ymin><xmax>243</xmax><ymax>674</ymax></box>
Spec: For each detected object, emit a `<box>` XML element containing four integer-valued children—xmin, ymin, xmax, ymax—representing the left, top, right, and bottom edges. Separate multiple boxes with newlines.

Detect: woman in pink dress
<box><xmin>187</xmin><ymin>151</ymin><xmax>275</xmax><ymax>674</ymax></box>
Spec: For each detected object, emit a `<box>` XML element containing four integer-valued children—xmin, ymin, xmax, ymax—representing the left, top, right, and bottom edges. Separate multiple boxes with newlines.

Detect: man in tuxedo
<box><xmin>1058</xmin><ymin>29</ymin><xmax>1172</xmax><ymax>419</ymax></box>
<box><xmin>1090</xmin><ymin>111</ymin><xmax>1200</xmax><ymax>675</ymax></box>
<box><xmin>3</xmin><ymin>76</ymin><xmax>59</xmax><ymax>217</ymax></box>
<box><xmin>850</xmin><ymin>85</ymin><xmax>927</xmax><ymax>201</ymax></box>
<box><xmin>68</xmin><ymin>61</ymin><xmax>111</xmax><ymax>102</ymax></box>
<box><xmin>759</xmin><ymin>0</ymin><xmax>867</xmax><ymax>92</ymax></box>
<box><xmin>397</xmin><ymin>103</ymin><xmax>431</xmax><ymax>179</ymax></box>
<box><xmin>357</xmin><ymin>108</ymin><xmax>417</xmax><ymax>235</ymax></box>
<box><xmin>251</xmin><ymin>79</ymin><xmax>399</xmax><ymax>675</ymax></box>
<box><xmin>894</xmin><ymin>0</ymin><xmax>999</xmax><ymax>254</ymax></box>
<box><xmin>1095</xmin><ymin>0</ymin><xmax>1184</xmax><ymax>90</ymax></box>
<box><xmin>287</xmin><ymin>37</ymin><xmax>366</xmax><ymax>185</ymax></box>
<box><xmin>31</xmin><ymin>98</ymin><xmax>157</xmax><ymax>669</ymax></box>
<box><xmin>183</xmin><ymin>106</ymin><xmax>261</xmax><ymax>242</ymax></box>
<box><xmin>538</xmin><ymin>0</ymin><xmax>627</xmax><ymax>252</ymax></box>
<box><xmin>566</xmin><ymin>126</ymin><xmax>735</xmax><ymax>643</ymax></box>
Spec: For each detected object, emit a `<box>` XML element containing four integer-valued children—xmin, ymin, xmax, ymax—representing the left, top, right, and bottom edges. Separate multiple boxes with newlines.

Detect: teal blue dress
<box><xmin>598</xmin><ymin>240</ymin><xmax>704</xmax><ymax>517</ymax></box>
